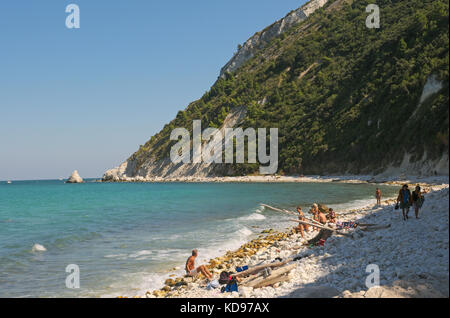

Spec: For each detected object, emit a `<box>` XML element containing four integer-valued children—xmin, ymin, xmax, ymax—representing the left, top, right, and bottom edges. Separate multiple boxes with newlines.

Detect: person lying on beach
<box><xmin>327</xmin><ymin>208</ymin><xmax>337</xmax><ymax>223</ymax></box>
<box><xmin>185</xmin><ymin>249</ymin><xmax>213</xmax><ymax>280</ymax></box>
<box><xmin>294</xmin><ymin>206</ymin><xmax>309</xmax><ymax>238</ymax></box>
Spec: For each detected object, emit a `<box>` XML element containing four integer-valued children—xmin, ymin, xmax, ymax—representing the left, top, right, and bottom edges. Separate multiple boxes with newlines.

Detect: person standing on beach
<box><xmin>185</xmin><ymin>249</ymin><xmax>213</xmax><ymax>280</ymax></box>
<box><xmin>375</xmin><ymin>188</ymin><xmax>382</xmax><ymax>205</ymax></box>
<box><xmin>295</xmin><ymin>206</ymin><xmax>309</xmax><ymax>238</ymax></box>
<box><xmin>310</xmin><ymin>204</ymin><xmax>320</xmax><ymax>231</ymax></box>
<box><xmin>412</xmin><ymin>185</ymin><xmax>425</xmax><ymax>219</ymax></box>
<box><xmin>397</xmin><ymin>184</ymin><xmax>413</xmax><ymax>221</ymax></box>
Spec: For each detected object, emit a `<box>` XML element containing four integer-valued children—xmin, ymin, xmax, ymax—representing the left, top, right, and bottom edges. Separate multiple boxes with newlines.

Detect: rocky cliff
<box><xmin>103</xmin><ymin>0</ymin><xmax>449</xmax><ymax>181</ymax></box>
<box><xmin>219</xmin><ymin>0</ymin><xmax>329</xmax><ymax>77</ymax></box>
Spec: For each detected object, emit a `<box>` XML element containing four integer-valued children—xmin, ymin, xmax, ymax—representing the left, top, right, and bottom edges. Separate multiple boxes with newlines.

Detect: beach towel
<box><xmin>336</xmin><ymin>221</ymin><xmax>357</xmax><ymax>230</ymax></box>
<box><xmin>235</xmin><ymin>265</ymin><xmax>249</xmax><ymax>273</ymax></box>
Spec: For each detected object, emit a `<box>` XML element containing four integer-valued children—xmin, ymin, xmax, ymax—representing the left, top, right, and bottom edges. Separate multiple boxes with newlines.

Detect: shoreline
<box><xmin>123</xmin><ymin>178</ymin><xmax>449</xmax><ymax>298</ymax></box>
<box><xmin>103</xmin><ymin>174</ymin><xmax>449</xmax><ymax>187</ymax></box>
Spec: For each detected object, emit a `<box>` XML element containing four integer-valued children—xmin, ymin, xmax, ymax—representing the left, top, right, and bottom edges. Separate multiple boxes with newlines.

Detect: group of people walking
<box><xmin>376</xmin><ymin>185</ymin><xmax>425</xmax><ymax>220</ymax></box>
<box><xmin>396</xmin><ymin>184</ymin><xmax>425</xmax><ymax>221</ymax></box>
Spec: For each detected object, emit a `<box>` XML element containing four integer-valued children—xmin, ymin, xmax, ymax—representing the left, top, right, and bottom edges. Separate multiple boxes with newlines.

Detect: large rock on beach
<box><xmin>318</xmin><ymin>204</ymin><xmax>329</xmax><ymax>213</ymax></box>
<box><xmin>66</xmin><ymin>170</ymin><xmax>83</xmax><ymax>183</ymax></box>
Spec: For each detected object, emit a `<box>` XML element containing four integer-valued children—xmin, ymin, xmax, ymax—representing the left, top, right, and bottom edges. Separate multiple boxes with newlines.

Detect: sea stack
<box><xmin>66</xmin><ymin>170</ymin><xmax>83</xmax><ymax>183</ymax></box>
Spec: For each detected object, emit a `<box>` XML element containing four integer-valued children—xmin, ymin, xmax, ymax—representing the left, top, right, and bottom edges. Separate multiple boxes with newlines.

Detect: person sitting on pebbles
<box><xmin>185</xmin><ymin>249</ymin><xmax>213</xmax><ymax>280</ymax></box>
<box><xmin>318</xmin><ymin>208</ymin><xmax>328</xmax><ymax>225</ymax></box>
<box><xmin>327</xmin><ymin>208</ymin><xmax>337</xmax><ymax>224</ymax></box>
<box><xmin>295</xmin><ymin>206</ymin><xmax>309</xmax><ymax>238</ymax></box>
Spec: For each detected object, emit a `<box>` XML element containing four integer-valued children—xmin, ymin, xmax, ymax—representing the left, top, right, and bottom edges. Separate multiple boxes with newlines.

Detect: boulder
<box><xmin>66</xmin><ymin>170</ymin><xmax>83</xmax><ymax>183</ymax></box>
<box><xmin>318</xmin><ymin>204</ymin><xmax>329</xmax><ymax>213</ymax></box>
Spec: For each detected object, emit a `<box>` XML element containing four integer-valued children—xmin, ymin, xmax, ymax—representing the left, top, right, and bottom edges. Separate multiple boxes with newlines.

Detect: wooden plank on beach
<box><xmin>262</xmin><ymin>203</ymin><xmax>323</xmax><ymax>226</ymax></box>
<box><xmin>261</xmin><ymin>204</ymin><xmax>295</xmax><ymax>215</ymax></box>
<box><xmin>252</xmin><ymin>274</ymin><xmax>291</xmax><ymax>289</ymax></box>
<box><xmin>290</xmin><ymin>219</ymin><xmax>353</xmax><ymax>237</ymax></box>
<box><xmin>231</xmin><ymin>260</ymin><xmax>289</xmax><ymax>278</ymax></box>
<box><xmin>244</xmin><ymin>263</ymin><xmax>296</xmax><ymax>288</ymax></box>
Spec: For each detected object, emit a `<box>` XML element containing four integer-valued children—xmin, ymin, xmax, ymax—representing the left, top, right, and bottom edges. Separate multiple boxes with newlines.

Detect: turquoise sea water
<box><xmin>0</xmin><ymin>180</ymin><xmax>398</xmax><ymax>297</ymax></box>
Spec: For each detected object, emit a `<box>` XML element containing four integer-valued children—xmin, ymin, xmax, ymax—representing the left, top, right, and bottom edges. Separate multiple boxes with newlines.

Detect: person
<box><xmin>295</xmin><ymin>206</ymin><xmax>309</xmax><ymax>238</ymax></box>
<box><xmin>375</xmin><ymin>188</ymin><xmax>382</xmax><ymax>205</ymax></box>
<box><xmin>412</xmin><ymin>185</ymin><xmax>425</xmax><ymax>219</ymax></box>
<box><xmin>397</xmin><ymin>184</ymin><xmax>413</xmax><ymax>221</ymax></box>
<box><xmin>310</xmin><ymin>203</ymin><xmax>320</xmax><ymax>232</ymax></box>
<box><xmin>185</xmin><ymin>249</ymin><xmax>213</xmax><ymax>280</ymax></box>
<box><xmin>318</xmin><ymin>208</ymin><xmax>327</xmax><ymax>225</ymax></box>
<box><xmin>327</xmin><ymin>208</ymin><xmax>337</xmax><ymax>223</ymax></box>
<box><xmin>307</xmin><ymin>209</ymin><xmax>333</xmax><ymax>246</ymax></box>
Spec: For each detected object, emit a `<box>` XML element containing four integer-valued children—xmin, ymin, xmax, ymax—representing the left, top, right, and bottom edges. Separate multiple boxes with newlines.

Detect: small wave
<box><xmin>236</xmin><ymin>227</ymin><xmax>253</xmax><ymax>237</ymax></box>
<box><xmin>104</xmin><ymin>254</ymin><xmax>128</xmax><ymax>260</ymax></box>
<box><xmin>332</xmin><ymin>198</ymin><xmax>378</xmax><ymax>212</ymax></box>
<box><xmin>239</xmin><ymin>213</ymin><xmax>266</xmax><ymax>221</ymax></box>
<box><xmin>256</xmin><ymin>205</ymin><xmax>265</xmax><ymax>213</ymax></box>
<box><xmin>151</xmin><ymin>249</ymin><xmax>186</xmax><ymax>260</ymax></box>
<box><xmin>128</xmin><ymin>250</ymin><xmax>153</xmax><ymax>258</ymax></box>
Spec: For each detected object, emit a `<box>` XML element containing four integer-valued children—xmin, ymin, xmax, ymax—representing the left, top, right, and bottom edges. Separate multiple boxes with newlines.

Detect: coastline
<box><xmin>103</xmin><ymin>174</ymin><xmax>449</xmax><ymax>186</ymax></box>
<box><xmin>127</xmin><ymin>179</ymin><xmax>449</xmax><ymax>299</ymax></box>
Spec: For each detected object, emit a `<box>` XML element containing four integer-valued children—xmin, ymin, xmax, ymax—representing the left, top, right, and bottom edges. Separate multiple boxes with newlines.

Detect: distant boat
<box><xmin>7</xmin><ymin>181</ymin><xmax>12</xmax><ymax>184</ymax></box>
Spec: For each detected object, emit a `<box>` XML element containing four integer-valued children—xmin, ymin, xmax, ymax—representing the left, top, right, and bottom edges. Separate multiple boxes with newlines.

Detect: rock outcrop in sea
<box><xmin>66</xmin><ymin>170</ymin><xmax>83</xmax><ymax>183</ymax></box>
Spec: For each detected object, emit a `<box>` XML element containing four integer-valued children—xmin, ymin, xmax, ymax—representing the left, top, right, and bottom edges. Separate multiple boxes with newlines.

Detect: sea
<box><xmin>0</xmin><ymin>179</ymin><xmax>398</xmax><ymax>297</ymax></box>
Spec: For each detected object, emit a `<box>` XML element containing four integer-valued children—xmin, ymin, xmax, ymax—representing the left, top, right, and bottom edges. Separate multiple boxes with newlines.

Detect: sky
<box><xmin>0</xmin><ymin>0</ymin><xmax>306</xmax><ymax>180</ymax></box>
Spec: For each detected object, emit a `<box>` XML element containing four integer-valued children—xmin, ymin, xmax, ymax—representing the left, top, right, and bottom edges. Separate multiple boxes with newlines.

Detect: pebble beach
<box><xmin>137</xmin><ymin>180</ymin><xmax>449</xmax><ymax>299</ymax></box>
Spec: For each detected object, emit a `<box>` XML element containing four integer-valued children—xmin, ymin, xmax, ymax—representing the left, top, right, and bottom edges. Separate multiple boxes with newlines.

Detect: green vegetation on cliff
<box><xmin>132</xmin><ymin>0</ymin><xmax>449</xmax><ymax>176</ymax></box>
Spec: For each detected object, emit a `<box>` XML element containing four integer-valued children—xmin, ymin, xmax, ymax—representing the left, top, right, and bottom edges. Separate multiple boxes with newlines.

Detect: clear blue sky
<box><xmin>0</xmin><ymin>0</ymin><xmax>306</xmax><ymax>180</ymax></box>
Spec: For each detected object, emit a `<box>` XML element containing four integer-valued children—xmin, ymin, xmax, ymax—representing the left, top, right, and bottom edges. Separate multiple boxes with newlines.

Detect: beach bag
<box><xmin>394</xmin><ymin>203</ymin><xmax>400</xmax><ymax>210</ymax></box>
<box><xmin>221</xmin><ymin>277</ymin><xmax>239</xmax><ymax>293</ymax></box>
<box><xmin>219</xmin><ymin>271</ymin><xmax>231</xmax><ymax>285</ymax></box>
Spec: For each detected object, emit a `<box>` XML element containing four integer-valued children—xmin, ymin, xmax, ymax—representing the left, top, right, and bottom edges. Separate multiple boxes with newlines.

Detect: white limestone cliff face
<box><xmin>103</xmin><ymin>107</ymin><xmax>248</xmax><ymax>182</ymax></box>
<box><xmin>219</xmin><ymin>0</ymin><xmax>329</xmax><ymax>77</ymax></box>
<box><xmin>419</xmin><ymin>74</ymin><xmax>443</xmax><ymax>105</ymax></box>
<box><xmin>66</xmin><ymin>170</ymin><xmax>83</xmax><ymax>183</ymax></box>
